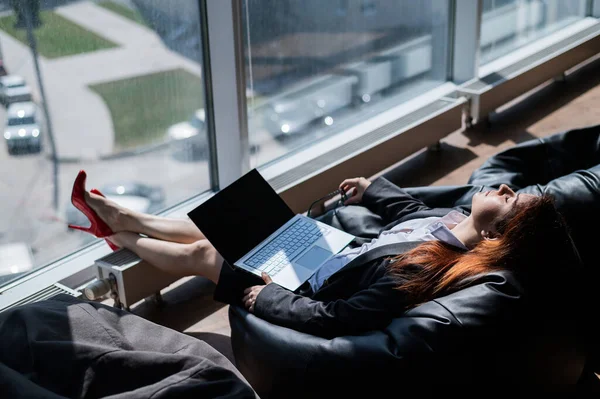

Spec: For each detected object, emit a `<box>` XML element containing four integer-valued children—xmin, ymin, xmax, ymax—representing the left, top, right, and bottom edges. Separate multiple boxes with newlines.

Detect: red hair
<box><xmin>387</xmin><ymin>194</ymin><xmax>579</xmax><ymax>306</ymax></box>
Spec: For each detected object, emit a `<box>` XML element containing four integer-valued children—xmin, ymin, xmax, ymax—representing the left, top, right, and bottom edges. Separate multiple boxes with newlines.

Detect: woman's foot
<box><xmin>85</xmin><ymin>190</ymin><xmax>133</xmax><ymax>233</ymax></box>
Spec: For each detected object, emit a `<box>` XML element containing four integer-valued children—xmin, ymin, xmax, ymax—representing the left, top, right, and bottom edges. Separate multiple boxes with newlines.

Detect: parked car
<box><xmin>66</xmin><ymin>182</ymin><xmax>166</xmax><ymax>231</ymax></box>
<box><xmin>0</xmin><ymin>75</ymin><xmax>32</xmax><ymax>106</ymax></box>
<box><xmin>262</xmin><ymin>74</ymin><xmax>358</xmax><ymax>137</ymax></box>
<box><xmin>166</xmin><ymin>108</ymin><xmax>261</xmax><ymax>161</ymax></box>
<box><xmin>3</xmin><ymin>101</ymin><xmax>44</xmax><ymax>155</ymax></box>
<box><xmin>259</xmin><ymin>35</ymin><xmax>434</xmax><ymax>139</ymax></box>
<box><xmin>166</xmin><ymin>108</ymin><xmax>208</xmax><ymax>161</ymax></box>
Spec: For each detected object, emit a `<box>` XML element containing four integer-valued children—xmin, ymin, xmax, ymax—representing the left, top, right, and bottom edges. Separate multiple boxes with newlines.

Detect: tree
<box><xmin>11</xmin><ymin>0</ymin><xmax>41</xmax><ymax>29</ymax></box>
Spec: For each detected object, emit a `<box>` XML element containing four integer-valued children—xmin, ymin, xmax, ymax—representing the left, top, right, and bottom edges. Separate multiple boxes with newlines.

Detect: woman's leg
<box><xmin>109</xmin><ymin>232</ymin><xmax>223</xmax><ymax>283</ymax></box>
<box><xmin>124</xmin><ymin>213</ymin><xmax>206</xmax><ymax>244</ymax></box>
<box><xmin>87</xmin><ymin>191</ymin><xmax>205</xmax><ymax>244</ymax></box>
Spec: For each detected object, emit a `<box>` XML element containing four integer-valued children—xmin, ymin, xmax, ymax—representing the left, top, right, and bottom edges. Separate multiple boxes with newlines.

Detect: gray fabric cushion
<box><xmin>0</xmin><ymin>294</ymin><xmax>258</xmax><ymax>399</ymax></box>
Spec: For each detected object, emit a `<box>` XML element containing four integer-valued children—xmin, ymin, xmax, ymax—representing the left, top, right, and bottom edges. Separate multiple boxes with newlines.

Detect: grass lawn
<box><xmin>97</xmin><ymin>1</ymin><xmax>149</xmax><ymax>27</ymax></box>
<box><xmin>90</xmin><ymin>69</ymin><xmax>204</xmax><ymax>150</ymax></box>
<box><xmin>0</xmin><ymin>11</ymin><xmax>117</xmax><ymax>59</ymax></box>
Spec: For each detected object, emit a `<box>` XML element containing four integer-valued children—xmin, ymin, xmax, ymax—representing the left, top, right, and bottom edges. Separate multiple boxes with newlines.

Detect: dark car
<box><xmin>66</xmin><ymin>181</ymin><xmax>166</xmax><ymax>231</ymax></box>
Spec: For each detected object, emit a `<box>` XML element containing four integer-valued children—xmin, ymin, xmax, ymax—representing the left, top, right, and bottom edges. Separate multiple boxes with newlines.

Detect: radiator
<box><xmin>0</xmin><ymin>283</ymin><xmax>82</xmax><ymax>312</ymax></box>
<box><xmin>83</xmin><ymin>248</ymin><xmax>179</xmax><ymax>310</ymax></box>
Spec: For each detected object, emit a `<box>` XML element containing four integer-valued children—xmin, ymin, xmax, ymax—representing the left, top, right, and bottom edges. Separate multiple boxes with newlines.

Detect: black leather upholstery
<box><xmin>230</xmin><ymin>125</ymin><xmax>600</xmax><ymax>396</ymax></box>
<box><xmin>231</xmin><ymin>274</ymin><xmax>584</xmax><ymax>397</ymax></box>
<box><xmin>469</xmin><ymin>124</ymin><xmax>600</xmax><ymax>376</ymax></box>
<box><xmin>468</xmin><ymin>124</ymin><xmax>600</xmax><ymax>189</ymax></box>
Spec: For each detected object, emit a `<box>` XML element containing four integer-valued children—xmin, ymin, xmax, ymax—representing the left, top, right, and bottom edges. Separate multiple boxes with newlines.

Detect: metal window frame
<box><xmin>451</xmin><ymin>0</ymin><xmax>483</xmax><ymax>83</ymax></box>
<box><xmin>592</xmin><ymin>0</ymin><xmax>600</xmax><ymax>17</ymax></box>
<box><xmin>203</xmin><ymin>0</ymin><xmax>250</xmax><ymax>190</ymax></box>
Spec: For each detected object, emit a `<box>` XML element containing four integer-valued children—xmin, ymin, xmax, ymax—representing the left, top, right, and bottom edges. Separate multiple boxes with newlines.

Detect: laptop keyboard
<box><xmin>244</xmin><ymin>218</ymin><xmax>326</xmax><ymax>276</ymax></box>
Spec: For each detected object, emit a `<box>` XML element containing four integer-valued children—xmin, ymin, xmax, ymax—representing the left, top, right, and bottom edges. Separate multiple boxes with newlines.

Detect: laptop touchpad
<box><xmin>296</xmin><ymin>246</ymin><xmax>332</xmax><ymax>271</ymax></box>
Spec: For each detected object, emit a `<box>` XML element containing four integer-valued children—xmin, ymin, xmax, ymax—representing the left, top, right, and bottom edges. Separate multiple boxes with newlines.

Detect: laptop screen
<box><xmin>187</xmin><ymin>169</ymin><xmax>295</xmax><ymax>265</ymax></box>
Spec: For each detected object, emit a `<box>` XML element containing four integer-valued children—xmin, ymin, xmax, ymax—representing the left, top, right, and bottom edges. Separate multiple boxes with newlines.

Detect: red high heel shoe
<box><xmin>68</xmin><ymin>170</ymin><xmax>119</xmax><ymax>251</ymax></box>
<box><xmin>90</xmin><ymin>188</ymin><xmax>119</xmax><ymax>251</ymax></box>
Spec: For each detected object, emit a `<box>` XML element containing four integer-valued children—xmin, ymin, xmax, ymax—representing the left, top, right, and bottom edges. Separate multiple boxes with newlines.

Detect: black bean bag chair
<box><xmin>229</xmin><ymin>125</ymin><xmax>600</xmax><ymax>397</ymax></box>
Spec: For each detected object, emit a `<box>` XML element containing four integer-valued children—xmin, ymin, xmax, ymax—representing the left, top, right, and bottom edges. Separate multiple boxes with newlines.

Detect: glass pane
<box><xmin>242</xmin><ymin>0</ymin><xmax>450</xmax><ymax>167</ymax></box>
<box><xmin>480</xmin><ymin>0</ymin><xmax>587</xmax><ymax>64</ymax></box>
<box><xmin>0</xmin><ymin>0</ymin><xmax>209</xmax><ymax>287</ymax></box>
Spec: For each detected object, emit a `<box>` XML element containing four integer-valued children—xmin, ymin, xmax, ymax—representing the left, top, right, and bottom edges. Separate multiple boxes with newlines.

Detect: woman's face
<box><xmin>471</xmin><ymin>184</ymin><xmax>537</xmax><ymax>236</ymax></box>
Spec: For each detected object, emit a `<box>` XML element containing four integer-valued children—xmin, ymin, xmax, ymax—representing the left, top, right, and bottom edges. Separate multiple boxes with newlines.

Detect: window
<box><xmin>241</xmin><ymin>0</ymin><xmax>451</xmax><ymax>167</ymax></box>
<box><xmin>0</xmin><ymin>1</ymin><xmax>597</xmax><ymax>301</ymax></box>
<box><xmin>0</xmin><ymin>0</ymin><xmax>209</xmax><ymax>287</ymax></box>
<box><xmin>480</xmin><ymin>0</ymin><xmax>587</xmax><ymax>64</ymax></box>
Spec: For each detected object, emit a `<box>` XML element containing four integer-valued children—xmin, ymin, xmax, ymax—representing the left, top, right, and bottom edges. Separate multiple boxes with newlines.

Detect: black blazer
<box><xmin>253</xmin><ymin>177</ymin><xmax>470</xmax><ymax>339</ymax></box>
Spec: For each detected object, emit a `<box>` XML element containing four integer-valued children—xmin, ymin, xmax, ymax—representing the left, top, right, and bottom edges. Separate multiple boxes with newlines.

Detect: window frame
<box><xmin>203</xmin><ymin>0</ymin><xmax>250</xmax><ymax>190</ymax></box>
<box><xmin>451</xmin><ymin>0</ymin><xmax>483</xmax><ymax>82</ymax></box>
<box><xmin>593</xmin><ymin>0</ymin><xmax>600</xmax><ymax>17</ymax></box>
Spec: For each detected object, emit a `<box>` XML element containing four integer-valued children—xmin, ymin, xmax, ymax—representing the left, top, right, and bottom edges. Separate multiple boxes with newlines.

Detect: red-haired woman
<box><xmin>69</xmin><ymin>172</ymin><xmax>580</xmax><ymax>339</ymax></box>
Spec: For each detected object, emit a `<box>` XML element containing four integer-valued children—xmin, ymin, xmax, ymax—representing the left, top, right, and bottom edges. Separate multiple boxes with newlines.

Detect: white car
<box><xmin>0</xmin><ymin>75</ymin><xmax>32</xmax><ymax>106</ymax></box>
<box><xmin>4</xmin><ymin>101</ymin><xmax>44</xmax><ymax>155</ymax></box>
<box><xmin>166</xmin><ymin>109</ymin><xmax>208</xmax><ymax>160</ymax></box>
<box><xmin>166</xmin><ymin>108</ymin><xmax>260</xmax><ymax>160</ymax></box>
<box><xmin>262</xmin><ymin>74</ymin><xmax>357</xmax><ymax>137</ymax></box>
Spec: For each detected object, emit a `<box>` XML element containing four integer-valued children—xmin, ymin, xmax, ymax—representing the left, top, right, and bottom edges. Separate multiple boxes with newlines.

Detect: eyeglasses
<box><xmin>307</xmin><ymin>189</ymin><xmax>348</xmax><ymax>218</ymax></box>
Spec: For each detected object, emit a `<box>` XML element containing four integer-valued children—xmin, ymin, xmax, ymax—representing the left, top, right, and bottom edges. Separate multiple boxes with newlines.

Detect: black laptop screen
<box><xmin>187</xmin><ymin>169</ymin><xmax>295</xmax><ymax>264</ymax></box>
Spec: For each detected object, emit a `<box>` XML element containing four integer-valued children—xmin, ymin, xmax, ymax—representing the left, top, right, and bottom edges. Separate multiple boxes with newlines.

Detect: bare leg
<box><xmin>125</xmin><ymin>213</ymin><xmax>205</xmax><ymax>244</ymax></box>
<box><xmin>86</xmin><ymin>191</ymin><xmax>205</xmax><ymax>244</ymax></box>
<box><xmin>109</xmin><ymin>232</ymin><xmax>223</xmax><ymax>283</ymax></box>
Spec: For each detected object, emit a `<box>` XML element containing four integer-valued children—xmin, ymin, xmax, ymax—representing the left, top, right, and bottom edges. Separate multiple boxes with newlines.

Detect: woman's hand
<box><xmin>242</xmin><ymin>272</ymin><xmax>273</xmax><ymax>313</ymax></box>
<box><xmin>339</xmin><ymin>177</ymin><xmax>372</xmax><ymax>205</ymax></box>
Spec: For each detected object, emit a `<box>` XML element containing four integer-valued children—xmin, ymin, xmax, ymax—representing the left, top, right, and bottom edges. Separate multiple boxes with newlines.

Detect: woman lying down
<box><xmin>68</xmin><ymin>170</ymin><xmax>579</xmax><ymax>339</ymax></box>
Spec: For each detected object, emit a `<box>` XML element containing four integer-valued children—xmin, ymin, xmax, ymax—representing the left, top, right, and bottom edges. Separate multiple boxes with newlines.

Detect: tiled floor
<box><xmin>131</xmin><ymin>55</ymin><xmax>600</xmax><ymax>365</ymax></box>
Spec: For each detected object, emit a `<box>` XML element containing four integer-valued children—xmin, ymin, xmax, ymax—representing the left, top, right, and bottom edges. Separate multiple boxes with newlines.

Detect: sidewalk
<box><xmin>55</xmin><ymin>2</ymin><xmax>202</xmax><ymax>77</ymax></box>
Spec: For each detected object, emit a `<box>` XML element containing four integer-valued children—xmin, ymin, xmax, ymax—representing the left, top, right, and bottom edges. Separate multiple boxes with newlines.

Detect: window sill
<box><xmin>259</xmin><ymin>82</ymin><xmax>459</xmax><ymax>183</ymax></box>
<box><xmin>260</xmin><ymin>81</ymin><xmax>465</xmax><ymax>213</ymax></box>
<box><xmin>0</xmin><ymin>191</ymin><xmax>215</xmax><ymax>311</ymax></box>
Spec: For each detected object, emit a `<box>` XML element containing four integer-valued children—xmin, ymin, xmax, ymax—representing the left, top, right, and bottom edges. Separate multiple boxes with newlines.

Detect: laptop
<box><xmin>187</xmin><ymin>169</ymin><xmax>355</xmax><ymax>291</ymax></box>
